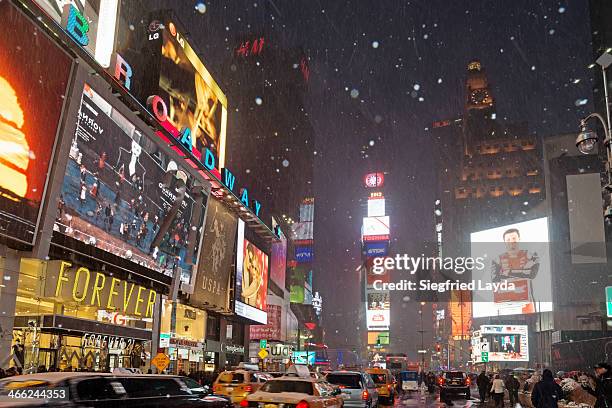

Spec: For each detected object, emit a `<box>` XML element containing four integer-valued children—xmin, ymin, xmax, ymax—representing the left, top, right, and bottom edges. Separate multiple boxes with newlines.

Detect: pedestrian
<box><xmin>505</xmin><ymin>373</ymin><xmax>520</xmax><ymax>407</ymax></box>
<box><xmin>477</xmin><ymin>370</ymin><xmax>490</xmax><ymax>403</ymax></box>
<box><xmin>531</xmin><ymin>369</ymin><xmax>562</xmax><ymax>408</ymax></box>
<box><xmin>594</xmin><ymin>362</ymin><xmax>612</xmax><ymax>408</ymax></box>
<box><xmin>490</xmin><ymin>374</ymin><xmax>505</xmax><ymax>408</ymax></box>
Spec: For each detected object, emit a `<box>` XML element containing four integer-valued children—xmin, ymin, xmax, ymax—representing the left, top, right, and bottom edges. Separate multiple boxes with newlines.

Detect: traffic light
<box><xmin>436</xmin><ymin>343</ymin><xmax>441</xmax><ymax>353</ymax></box>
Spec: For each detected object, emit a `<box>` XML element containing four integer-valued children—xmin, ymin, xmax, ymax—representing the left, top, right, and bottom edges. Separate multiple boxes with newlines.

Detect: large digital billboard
<box><xmin>116</xmin><ymin>12</ymin><xmax>228</xmax><ymax>171</ymax></box>
<box><xmin>471</xmin><ymin>325</ymin><xmax>529</xmax><ymax>362</ymax></box>
<box><xmin>366</xmin><ymin>291</ymin><xmax>390</xmax><ymax>331</ymax></box>
<box><xmin>362</xmin><ymin>216</ymin><xmax>390</xmax><ymax>237</ymax></box>
<box><xmin>249</xmin><ymin>305</ymin><xmax>282</xmax><ymax>341</ymax></box>
<box><xmin>450</xmin><ymin>290</ymin><xmax>472</xmax><ymax>340</ymax></box>
<box><xmin>0</xmin><ymin>2</ymin><xmax>72</xmax><ymax>244</ymax></box>
<box><xmin>367</xmin><ymin>197</ymin><xmax>386</xmax><ymax>217</ymax></box>
<box><xmin>190</xmin><ymin>197</ymin><xmax>237</xmax><ymax>311</ymax></box>
<box><xmin>56</xmin><ymin>84</ymin><xmax>207</xmax><ymax>279</ymax></box>
<box><xmin>235</xmin><ymin>220</ymin><xmax>269</xmax><ymax>324</ymax></box>
<box><xmin>269</xmin><ymin>227</ymin><xmax>287</xmax><ymax>289</ymax></box>
<box><xmin>470</xmin><ymin>217</ymin><xmax>553</xmax><ymax>318</ymax></box>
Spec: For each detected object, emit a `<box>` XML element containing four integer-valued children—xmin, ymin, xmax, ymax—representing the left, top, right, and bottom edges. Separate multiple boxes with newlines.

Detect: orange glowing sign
<box><xmin>450</xmin><ymin>290</ymin><xmax>472</xmax><ymax>340</ymax></box>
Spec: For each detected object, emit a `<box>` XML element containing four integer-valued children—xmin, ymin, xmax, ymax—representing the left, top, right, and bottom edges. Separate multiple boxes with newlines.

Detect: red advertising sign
<box><xmin>249</xmin><ymin>305</ymin><xmax>282</xmax><ymax>340</ymax></box>
<box><xmin>364</xmin><ymin>173</ymin><xmax>385</xmax><ymax>188</ymax></box>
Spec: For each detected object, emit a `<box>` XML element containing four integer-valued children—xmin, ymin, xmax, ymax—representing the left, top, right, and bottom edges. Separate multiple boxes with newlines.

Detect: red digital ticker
<box><xmin>236</xmin><ymin>37</ymin><xmax>265</xmax><ymax>57</ymax></box>
<box><xmin>300</xmin><ymin>56</ymin><xmax>310</xmax><ymax>82</ymax></box>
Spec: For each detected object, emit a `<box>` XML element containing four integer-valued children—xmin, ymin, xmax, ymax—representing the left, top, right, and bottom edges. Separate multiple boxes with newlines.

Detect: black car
<box><xmin>0</xmin><ymin>372</ymin><xmax>234</xmax><ymax>407</ymax></box>
<box><xmin>438</xmin><ymin>371</ymin><xmax>471</xmax><ymax>400</ymax></box>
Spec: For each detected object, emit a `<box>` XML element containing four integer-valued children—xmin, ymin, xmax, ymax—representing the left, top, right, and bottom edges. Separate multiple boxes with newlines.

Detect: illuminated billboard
<box><xmin>33</xmin><ymin>0</ymin><xmax>119</xmax><ymax>68</ymax></box>
<box><xmin>366</xmin><ymin>309</ymin><xmax>390</xmax><ymax>331</ymax></box>
<box><xmin>235</xmin><ymin>220</ymin><xmax>269</xmax><ymax>324</ymax></box>
<box><xmin>362</xmin><ymin>216</ymin><xmax>390</xmax><ymax>237</ymax></box>
<box><xmin>366</xmin><ymin>290</ymin><xmax>390</xmax><ymax>331</ymax></box>
<box><xmin>470</xmin><ymin>217</ymin><xmax>553</xmax><ymax>318</ymax></box>
<box><xmin>190</xmin><ymin>197</ymin><xmax>237</xmax><ymax>311</ymax></box>
<box><xmin>270</xmin><ymin>227</ymin><xmax>287</xmax><ymax>289</ymax></box>
<box><xmin>367</xmin><ymin>331</ymin><xmax>390</xmax><ymax>345</ymax></box>
<box><xmin>56</xmin><ymin>84</ymin><xmax>207</xmax><ymax>279</ymax></box>
<box><xmin>471</xmin><ymin>325</ymin><xmax>529</xmax><ymax>362</ymax></box>
<box><xmin>115</xmin><ymin>11</ymin><xmax>228</xmax><ymax>171</ymax></box>
<box><xmin>291</xmin><ymin>221</ymin><xmax>314</xmax><ymax>241</ymax></box>
<box><xmin>364</xmin><ymin>241</ymin><xmax>388</xmax><ymax>257</ymax></box>
<box><xmin>295</xmin><ymin>246</ymin><xmax>313</xmax><ymax>263</ymax></box>
<box><xmin>364</xmin><ymin>173</ymin><xmax>385</xmax><ymax>188</ymax></box>
<box><xmin>292</xmin><ymin>351</ymin><xmax>315</xmax><ymax>365</ymax></box>
<box><xmin>367</xmin><ymin>197</ymin><xmax>386</xmax><ymax>217</ymax></box>
<box><xmin>450</xmin><ymin>290</ymin><xmax>472</xmax><ymax>340</ymax></box>
<box><xmin>0</xmin><ymin>2</ymin><xmax>72</xmax><ymax>244</ymax></box>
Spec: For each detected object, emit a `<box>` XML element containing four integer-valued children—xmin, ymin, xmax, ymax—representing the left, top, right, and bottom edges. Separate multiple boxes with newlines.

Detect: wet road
<box><xmin>381</xmin><ymin>388</ymin><xmax>484</xmax><ymax>407</ymax></box>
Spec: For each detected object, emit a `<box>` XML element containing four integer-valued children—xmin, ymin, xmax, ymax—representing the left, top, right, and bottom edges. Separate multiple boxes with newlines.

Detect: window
<box><xmin>117</xmin><ymin>378</ymin><xmax>188</xmax><ymax>398</ymax></box>
<box><xmin>326</xmin><ymin>374</ymin><xmax>362</xmax><ymax>389</ymax></box>
<box><xmin>76</xmin><ymin>378</ymin><xmax>121</xmax><ymax>401</ymax></box>
<box><xmin>218</xmin><ymin>372</ymin><xmax>245</xmax><ymax>384</ymax></box>
<box><xmin>369</xmin><ymin>374</ymin><xmax>387</xmax><ymax>384</ymax></box>
<box><xmin>260</xmin><ymin>380</ymin><xmax>314</xmax><ymax>395</ymax></box>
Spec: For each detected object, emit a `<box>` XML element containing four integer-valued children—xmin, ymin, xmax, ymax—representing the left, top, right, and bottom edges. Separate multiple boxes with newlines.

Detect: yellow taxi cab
<box><xmin>213</xmin><ymin>368</ymin><xmax>272</xmax><ymax>403</ymax></box>
<box><xmin>242</xmin><ymin>365</ymin><xmax>344</xmax><ymax>408</ymax></box>
<box><xmin>365</xmin><ymin>368</ymin><xmax>395</xmax><ymax>404</ymax></box>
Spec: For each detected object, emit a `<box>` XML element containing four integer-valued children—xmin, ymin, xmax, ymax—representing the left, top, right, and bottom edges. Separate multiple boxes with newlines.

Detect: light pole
<box><xmin>576</xmin><ymin>52</ymin><xmax>612</xmax><ymax>221</ymax></box>
<box><xmin>418</xmin><ymin>302</ymin><xmax>426</xmax><ymax>373</ymax></box>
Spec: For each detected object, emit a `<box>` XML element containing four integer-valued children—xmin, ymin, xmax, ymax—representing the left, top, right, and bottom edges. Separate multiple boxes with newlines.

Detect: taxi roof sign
<box><xmin>286</xmin><ymin>364</ymin><xmax>311</xmax><ymax>378</ymax></box>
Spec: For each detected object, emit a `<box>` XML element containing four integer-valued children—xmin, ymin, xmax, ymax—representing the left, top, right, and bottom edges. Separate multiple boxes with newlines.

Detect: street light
<box><xmin>576</xmin><ymin>52</ymin><xmax>612</xmax><ymax>221</ymax></box>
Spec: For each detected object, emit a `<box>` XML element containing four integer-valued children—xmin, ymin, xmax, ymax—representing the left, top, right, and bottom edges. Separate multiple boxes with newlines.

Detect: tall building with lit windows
<box><xmin>432</xmin><ymin>60</ymin><xmax>546</xmax><ymax>368</ymax></box>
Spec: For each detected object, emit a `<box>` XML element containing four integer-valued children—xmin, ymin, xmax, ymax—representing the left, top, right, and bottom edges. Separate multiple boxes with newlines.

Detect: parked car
<box><xmin>325</xmin><ymin>371</ymin><xmax>379</xmax><ymax>408</ymax></box>
<box><xmin>0</xmin><ymin>372</ymin><xmax>234</xmax><ymax>407</ymax></box>
<box><xmin>438</xmin><ymin>371</ymin><xmax>471</xmax><ymax>400</ymax></box>
<box><xmin>213</xmin><ymin>369</ymin><xmax>272</xmax><ymax>403</ymax></box>
<box><xmin>365</xmin><ymin>368</ymin><xmax>395</xmax><ymax>404</ymax></box>
<box><xmin>243</xmin><ymin>365</ymin><xmax>343</xmax><ymax>408</ymax></box>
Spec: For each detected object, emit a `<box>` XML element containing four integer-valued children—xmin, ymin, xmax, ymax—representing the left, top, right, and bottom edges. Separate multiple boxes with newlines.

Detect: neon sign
<box><xmin>236</xmin><ymin>38</ymin><xmax>265</xmax><ymax>57</ymax></box>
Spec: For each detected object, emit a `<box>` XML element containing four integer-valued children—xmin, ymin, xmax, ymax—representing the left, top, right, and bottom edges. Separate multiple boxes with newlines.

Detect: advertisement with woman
<box><xmin>235</xmin><ymin>220</ymin><xmax>269</xmax><ymax>324</ymax></box>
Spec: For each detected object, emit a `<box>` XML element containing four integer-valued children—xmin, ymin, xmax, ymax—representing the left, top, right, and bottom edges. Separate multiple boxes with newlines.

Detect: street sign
<box><xmin>417</xmin><ymin>350</ymin><xmax>427</xmax><ymax>354</ymax></box>
<box><xmin>260</xmin><ymin>339</ymin><xmax>267</xmax><ymax>349</ymax></box>
<box><xmin>258</xmin><ymin>348</ymin><xmax>269</xmax><ymax>359</ymax></box>
<box><xmin>481</xmin><ymin>352</ymin><xmax>489</xmax><ymax>363</ymax></box>
<box><xmin>151</xmin><ymin>352</ymin><xmax>170</xmax><ymax>373</ymax></box>
<box><xmin>606</xmin><ymin>287</ymin><xmax>612</xmax><ymax>317</ymax></box>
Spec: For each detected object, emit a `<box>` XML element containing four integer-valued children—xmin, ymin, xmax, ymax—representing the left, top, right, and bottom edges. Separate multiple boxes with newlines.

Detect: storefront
<box><xmin>160</xmin><ymin>299</ymin><xmax>206</xmax><ymax>374</ymax></box>
<box><xmin>11</xmin><ymin>257</ymin><xmax>160</xmax><ymax>372</ymax></box>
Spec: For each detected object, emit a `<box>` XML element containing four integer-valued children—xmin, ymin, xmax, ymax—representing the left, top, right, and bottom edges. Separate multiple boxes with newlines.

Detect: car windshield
<box><xmin>401</xmin><ymin>372</ymin><xmax>418</xmax><ymax>381</ymax></box>
<box><xmin>218</xmin><ymin>373</ymin><xmax>245</xmax><ymax>384</ymax></box>
<box><xmin>260</xmin><ymin>380</ymin><xmax>314</xmax><ymax>395</ymax></box>
<box><xmin>370</xmin><ymin>374</ymin><xmax>386</xmax><ymax>384</ymax></box>
<box><xmin>326</xmin><ymin>374</ymin><xmax>362</xmax><ymax>389</ymax></box>
<box><xmin>445</xmin><ymin>373</ymin><xmax>465</xmax><ymax>379</ymax></box>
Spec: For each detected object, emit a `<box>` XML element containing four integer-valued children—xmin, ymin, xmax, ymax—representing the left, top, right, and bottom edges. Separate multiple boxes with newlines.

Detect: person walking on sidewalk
<box><xmin>594</xmin><ymin>362</ymin><xmax>612</xmax><ymax>408</ymax></box>
<box><xmin>490</xmin><ymin>374</ymin><xmax>505</xmax><ymax>408</ymax></box>
<box><xmin>505</xmin><ymin>373</ymin><xmax>520</xmax><ymax>407</ymax></box>
<box><xmin>477</xmin><ymin>371</ymin><xmax>490</xmax><ymax>404</ymax></box>
<box><xmin>531</xmin><ymin>369</ymin><xmax>563</xmax><ymax>408</ymax></box>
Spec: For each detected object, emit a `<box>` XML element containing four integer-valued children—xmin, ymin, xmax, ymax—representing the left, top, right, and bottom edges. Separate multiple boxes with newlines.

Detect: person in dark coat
<box><xmin>594</xmin><ymin>362</ymin><xmax>612</xmax><ymax>408</ymax></box>
<box><xmin>505</xmin><ymin>373</ymin><xmax>520</xmax><ymax>407</ymax></box>
<box><xmin>531</xmin><ymin>369</ymin><xmax>563</xmax><ymax>408</ymax></box>
<box><xmin>477</xmin><ymin>371</ymin><xmax>490</xmax><ymax>403</ymax></box>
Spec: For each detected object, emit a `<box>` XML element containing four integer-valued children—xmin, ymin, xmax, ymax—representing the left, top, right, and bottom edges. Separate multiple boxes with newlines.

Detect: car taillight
<box><xmin>337</xmin><ymin>385</ymin><xmax>346</xmax><ymax>389</ymax></box>
<box><xmin>239</xmin><ymin>399</ymin><xmax>249</xmax><ymax>407</ymax></box>
<box><xmin>296</xmin><ymin>400</ymin><xmax>309</xmax><ymax>408</ymax></box>
<box><xmin>244</xmin><ymin>385</ymin><xmax>253</xmax><ymax>393</ymax></box>
<box><xmin>438</xmin><ymin>378</ymin><xmax>445</xmax><ymax>385</ymax></box>
<box><xmin>466</xmin><ymin>377</ymin><xmax>471</xmax><ymax>386</ymax></box>
<box><xmin>387</xmin><ymin>384</ymin><xmax>393</xmax><ymax>390</ymax></box>
<box><xmin>362</xmin><ymin>390</ymin><xmax>369</xmax><ymax>401</ymax></box>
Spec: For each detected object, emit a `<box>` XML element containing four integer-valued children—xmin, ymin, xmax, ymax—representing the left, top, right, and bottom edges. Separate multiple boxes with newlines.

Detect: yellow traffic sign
<box><xmin>151</xmin><ymin>352</ymin><xmax>170</xmax><ymax>372</ymax></box>
<box><xmin>258</xmin><ymin>348</ymin><xmax>269</xmax><ymax>359</ymax></box>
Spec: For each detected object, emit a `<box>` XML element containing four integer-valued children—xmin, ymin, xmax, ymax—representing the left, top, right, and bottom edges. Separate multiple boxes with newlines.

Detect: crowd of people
<box><xmin>474</xmin><ymin>362</ymin><xmax>612</xmax><ymax>408</ymax></box>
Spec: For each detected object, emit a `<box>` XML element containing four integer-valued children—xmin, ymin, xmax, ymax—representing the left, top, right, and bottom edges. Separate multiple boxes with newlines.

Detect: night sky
<box><xmin>152</xmin><ymin>0</ymin><xmax>595</xmax><ymax>351</ymax></box>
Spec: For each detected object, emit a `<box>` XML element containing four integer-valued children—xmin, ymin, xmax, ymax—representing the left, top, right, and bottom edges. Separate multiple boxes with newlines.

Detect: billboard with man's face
<box><xmin>470</xmin><ymin>217</ymin><xmax>553</xmax><ymax>318</ymax></box>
